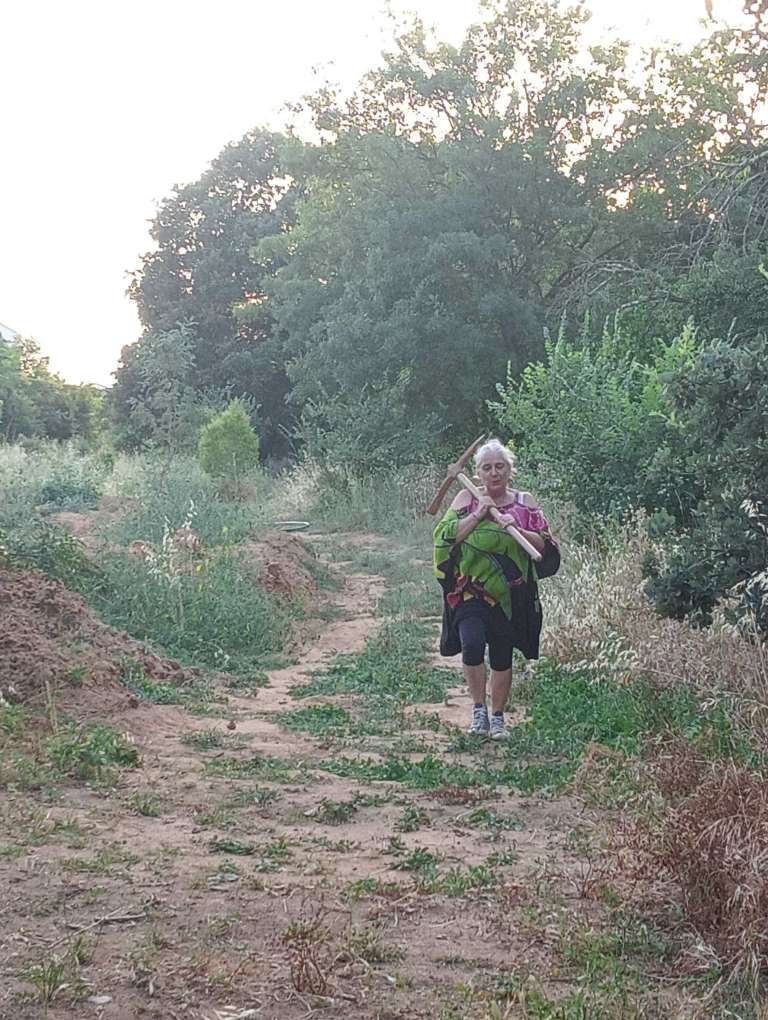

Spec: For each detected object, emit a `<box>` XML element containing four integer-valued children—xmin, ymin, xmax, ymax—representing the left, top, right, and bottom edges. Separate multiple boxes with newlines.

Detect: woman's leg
<box><xmin>458</xmin><ymin>614</ymin><xmax>489</xmax><ymax>730</ymax></box>
<box><xmin>463</xmin><ymin>663</ymin><xmax>487</xmax><ymax>705</ymax></box>
<box><xmin>489</xmin><ymin>668</ymin><xmax>512</xmax><ymax>714</ymax></box>
<box><xmin>488</xmin><ymin>613</ymin><xmax>513</xmax><ymax>726</ymax></box>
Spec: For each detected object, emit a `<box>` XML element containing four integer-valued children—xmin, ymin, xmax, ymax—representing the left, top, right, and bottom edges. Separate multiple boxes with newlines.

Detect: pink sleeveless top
<box><xmin>466</xmin><ymin>491</ymin><xmax>549</xmax><ymax>534</ymax></box>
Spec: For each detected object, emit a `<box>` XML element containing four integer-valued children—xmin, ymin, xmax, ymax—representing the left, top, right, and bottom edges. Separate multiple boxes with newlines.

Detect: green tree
<box><xmin>110</xmin><ymin>325</ymin><xmax>208</xmax><ymax>451</ymax></box>
<box><xmin>198</xmin><ymin>399</ymin><xmax>260</xmax><ymax>480</ymax></box>
<box><xmin>118</xmin><ymin>129</ymin><xmax>296</xmax><ymax>456</ymax></box>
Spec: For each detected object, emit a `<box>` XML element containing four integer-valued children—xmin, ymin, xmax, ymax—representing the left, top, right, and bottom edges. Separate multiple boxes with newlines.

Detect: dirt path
<box><xmin>0</xmin><ymin>537</ymin><xmax>600</xmax><ymax>1020</ymax></box>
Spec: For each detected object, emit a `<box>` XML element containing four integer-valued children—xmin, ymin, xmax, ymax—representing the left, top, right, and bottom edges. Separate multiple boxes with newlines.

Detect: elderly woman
<box><xmin>434</xmin><ymin>438</ymin><xmax>560</xmax><ymax>740</ymax></box>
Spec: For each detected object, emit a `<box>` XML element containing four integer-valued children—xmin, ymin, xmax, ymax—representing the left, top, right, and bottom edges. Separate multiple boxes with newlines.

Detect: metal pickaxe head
<box><xmin>426</xmin><ymin>433</ymin><xmax>486</xmax><ymax>515</ymax></box>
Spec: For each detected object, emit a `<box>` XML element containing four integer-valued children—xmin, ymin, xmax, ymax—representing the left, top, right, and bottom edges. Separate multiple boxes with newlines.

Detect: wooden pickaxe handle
<box><xmin>426</xmin><ymin>433</ymin><xmax>487</xmax><ymax>515</ymax></box>
<box><xmin>455</xmin><ymin>472</ymin><xmax>543</xmax><ymax>562</ymax></box>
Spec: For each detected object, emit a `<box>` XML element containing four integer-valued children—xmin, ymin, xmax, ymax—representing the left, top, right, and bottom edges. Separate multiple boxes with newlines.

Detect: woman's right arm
<box><xmin>452</xmin><ymin>491</ymin><xmax>490</xmax><ymax>543</ymax></box>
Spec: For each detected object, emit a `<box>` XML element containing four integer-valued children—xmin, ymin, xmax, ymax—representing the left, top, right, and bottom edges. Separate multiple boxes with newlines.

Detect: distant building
<box><xmin>0</xmin><ymin>321</ymin><xmax>20</xmax><ymax>344</ymax></box>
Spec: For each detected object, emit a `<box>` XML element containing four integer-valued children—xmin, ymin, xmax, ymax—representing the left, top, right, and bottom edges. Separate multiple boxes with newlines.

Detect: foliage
<box><xmin>47</xmin><ymin>724</ymin><xmax>140</xmax><ymax>780</ymax></box>
<box><xmin>109</xmin><ymin>324</ymin><xmax>214</xmax><ymax>452</ymax></box>
<box><xmin>294</xmin><ymin>371</ymin><xmax>441</xmax><ymax>475</ymax></box>
<box><xmin>0</xmin><ymin>335</ymin><xmax>104</xmax><ymax>442</ymax></box>
<box><xmin>87</xmin><ymin>547</ymin><xmax>296</xmax><ymax>677</ymax></box>
<box><xmin>198</xmin><ymin>399</ymin><xmax>260</xmax><ymax>480</ymax></box>
<box><xmin>118</xmin><ymin>129</ymin><xmax>294</xmax><ymax>457</ymax></box>
<box><xmin>643</xmin><ymin>336</ymin><xmax>768</xmax><ymax>628</ymax></box>
<box><xmin>0</xmin><ymin>519</ymin><xmax>97</xmax><ymax>590</ymax></box>
<box><xmin>489</xmin><ymin>323</ymin><xmax>698</xmax><ymax>522</ymax></box>
<box><xmin>110</xmin><ymin>1</ymin><xmax>768</xmax><ymax>458</ymax></box>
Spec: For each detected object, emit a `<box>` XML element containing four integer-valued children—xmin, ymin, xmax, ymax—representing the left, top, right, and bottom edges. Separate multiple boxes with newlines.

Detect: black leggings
<box><xmin>457</xmin><ymin>607</ymin><xmax>513</xmax><ymax>671</ymax></box>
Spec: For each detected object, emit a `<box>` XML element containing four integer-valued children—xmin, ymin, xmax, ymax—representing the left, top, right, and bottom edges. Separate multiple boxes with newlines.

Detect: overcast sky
<box><xmin>0</xmin><ymin>0</ymin><xmax>746</xmax><ymax>386</ymax></box>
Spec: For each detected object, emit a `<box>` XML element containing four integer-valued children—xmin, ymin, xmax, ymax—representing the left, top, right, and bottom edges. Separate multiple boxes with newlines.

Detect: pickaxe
<box><xmin>427</xmin><ymin>433</ymin><xmax>542</xmax><ymax>562</ymax></box>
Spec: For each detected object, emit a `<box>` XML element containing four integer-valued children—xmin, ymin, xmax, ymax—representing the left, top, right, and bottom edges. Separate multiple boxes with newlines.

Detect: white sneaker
<box><xmin>490</xmin><ymin>713</ymin><xmax>507</xmax><ymax>740</ymax></box>
<box><xmin>468</xmin><ymin>704</ymin><xmax>490</xmax><ymax>737</ymax></box>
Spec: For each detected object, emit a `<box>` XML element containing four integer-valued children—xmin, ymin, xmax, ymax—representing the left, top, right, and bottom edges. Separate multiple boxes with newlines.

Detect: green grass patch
<box><xmin>226</xmin><ymin>786</ymin><xmax>281</xmax><ymax>808</ymax></box>
<box><xmin>293</xmin><ymin>617</ymin><xmax>453</xmax><ymax>704</ymax></box>
<box><xmin>508</xmin><ymin>661</ymin><xmax>753</xmax><ymax>765</ymax></box>
<box><xmin>47</xmin><ymin>724</ymin><xmax>140</xmax><ymax>780</ymax></box>
<box><xmin>277</xmin><ymin>703</ymin><xmax>354</xmax><ymax>740</ymax></box>
<box><xmin>181</xmin><ymin>728</ymin><xmax>248</xmax><ymax>751</ymax></box>
<box><xmin>85</xmin><ymin>550</ymin><xmax>299</xmax><ymax>679</ymax></box>
<box><xmin>203</xmin><ymin>754</ymin><xmax>301</xmax><ymax>783</ymax></box>
<box><xmin>290</xmin><ymin>618</ymin><xmax>456</xmax><ymax>741</ymax></box>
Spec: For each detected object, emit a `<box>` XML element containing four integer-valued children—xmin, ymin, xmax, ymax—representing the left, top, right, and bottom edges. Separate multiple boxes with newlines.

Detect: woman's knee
<box><xmin>458</xmin><ymin>619</ymin><xmax>486</xmax><ymax>667</ymax></box>
<box><xmin>488</xmin><ymin>646</ymin><xmax>512</xmax><ymax>671</ymax></box>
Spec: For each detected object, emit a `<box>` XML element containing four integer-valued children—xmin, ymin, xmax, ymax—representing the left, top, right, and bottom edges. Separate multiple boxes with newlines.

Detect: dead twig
<box><xmin>46</xmin><ymin>908</ymin><xmax>147</xmax><ymax>948</ymax></box>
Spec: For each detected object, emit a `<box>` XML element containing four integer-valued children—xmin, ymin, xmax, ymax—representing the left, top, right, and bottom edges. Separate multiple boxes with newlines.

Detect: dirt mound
<box><xmin>239</xmin><ymin>530</ymin><xmax>320</xmax><ymax>598</ymax></box>
<box><xmin>49</xmin><ymin>495</ymin><xmax>138</xmax><ymax>554</ymax></box>
<box><xmin>0</xmin><ymin>568</ymin><xmax>200</xmax><ymax>715</ymax></box>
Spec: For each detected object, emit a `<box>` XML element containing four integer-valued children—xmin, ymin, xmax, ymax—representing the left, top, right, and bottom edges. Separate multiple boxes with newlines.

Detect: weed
<box><xmin>395</xmin><ymin>802</ymin><xmax>430</xmax><ymax>832</ymax></box>
<box><xmin>434</xmin><ymin>864</ymin><xmax>497</xmax><ymax>896</ymax></box>
<box><xmin>63</xmin><ymin>844</ymin><xmax>139</xmax><ymax>874</ymax></box>
<box><xmin>281</xmin><ymin>904</ymin><xmax>334</xmax><ymax>995</ymax></box>
<box><xmin>292</xmin><ymin>619</ymin><xmax>456</xmax><ymax>732</ymax></box>
<box><xmin>128</xmin><ymin>792</ymin><xmax>163</xmax><ymax>817</ymax></box>
<box><xmin>47</xmin><ymin>724</ymin><xmax>140</xmax><ymax>780</ymax></box>
<box><xmin>210</xmin><ymin>837</ymin><xmax>256</xmax><ymax>855</ymax></box>
<box><xmin>23</xmin><ymin>953</ymin><xmax>69</xmax><ymax>1009</ymax></box>
<box><xmin>203</xmin><ymin>754</ymin><xmax>298</xmax><ymax>783</ymax></box>
<box><xmin>88</xmin><ymin>546</ymin><xmax>298</xmax><ymax>678</ymax></box>
<box><xmin>464</xmin><ymin>807</ymin><xmax>525</xmax><ymax>836</ymax></box>
<box><xmin>342</xmin><ymin>923</ymin><xmax>405</xmax><ymax>964</ymax></box>
<box><xmin>182</xmin><ymin>728</ymin><xmax>227</xmax><ymax>749</ymax></box>
<box><xmin>193</xmin><ymin>804</ymin><xmax>235</xmax><ymax>828</ymax></box>
<box><xmin>485</xmin><ymin>849</ymin><xmax>519</xmax><ymax>867</ymax></box>
<box><xmin>314</xmin><ymin>797</ymin><xmax>359</xmax><ymax>825</ymax></box>
<box><xmin>0</xmin><ymin>703</ymin><xmax>26</xmax><ymax>739</ymax></box>
<box><xmin>64</xmin><ymin>664</ymin><xmax>88</xmax><ymax>687</ymax></box>
<box><xmin>120</xmin><ymin>660</ymin><xmax>219</xmax><ymax>709</ymax></box>
<box><xmin>207</xmin><ymin>860</ymin><xmax>241</xmax><ymax>886</ymax></box>
<box><xmin>278</xmin><ymin>703</ymin><xmax>354</xmax><ymax>741</ymax></box>
<box><xmin>254</xmin><ymin>837</ymin><xmax>292</xmax><ymax>873</ymax></box>
<box><xmin>226</xmin><ymin>786</ymin><xmax>281</xmax><ymax>808</ymax></box>
<box><xmin>181</xmin><ymin>728</ymin><xmax>248</xmax><ymax>751</ymax></box>
<box><xmin>392</xmin><ymin>846</ymin><xmax>440</xmax><ymax>875</ymax></box>
<box><xmin>344</xmin><ymin>877</ymin><xmax>403</xmax><ymax>900</ymax></box>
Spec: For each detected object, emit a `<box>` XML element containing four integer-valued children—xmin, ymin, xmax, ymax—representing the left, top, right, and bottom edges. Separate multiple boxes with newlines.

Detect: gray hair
<box><xmin>474</xmin><ymin>438</ymin><xmax>517</xmax><ymax>476</ymax></box>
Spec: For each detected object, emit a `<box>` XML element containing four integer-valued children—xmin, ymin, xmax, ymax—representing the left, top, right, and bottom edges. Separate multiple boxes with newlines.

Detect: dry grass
<box><xmin>629</xmin><ymin>750</ymin><xmax>768</xmax><ymax>988</ymax></box>
<box><xmin>545</xmin><ymin>517</ymin><xmax>768</xmax><ymax>725</ymax></box>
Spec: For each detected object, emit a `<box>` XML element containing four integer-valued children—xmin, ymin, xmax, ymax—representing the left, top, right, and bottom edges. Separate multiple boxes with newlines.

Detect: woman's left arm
<box><xmin>497</xmin><ymin>493</ymin><xmax>549</xmax><ymax>556</ymax></box>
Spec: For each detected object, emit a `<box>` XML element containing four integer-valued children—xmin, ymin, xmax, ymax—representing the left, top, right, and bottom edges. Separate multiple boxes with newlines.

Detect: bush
<box><xmin>198</xmin><ymin>399</ymin><xmax>260</xmax><ymax>480</ymax></box>
<box><xmin>643</xmin><ymin>337</ymin><xmax>768</xmax><ymax>630</ymax></box>
<box><xmin>0</xmin><ymin>519</ymin><xmax>97</xmax><ymax>590</ymax></box>
<box><xmin>632</xmin><ymin>753</ymin><xmax>768</xmax><ymax>986</ymax></box>
<box><xmin>293</xmin><ymin>371</ymin><xmax>441</xmax><ymax>477</ymax></box>
<box><xmin>489</xmin><ymin>323</ymin><xmax>697</xmax><ymax>522</ymax></box>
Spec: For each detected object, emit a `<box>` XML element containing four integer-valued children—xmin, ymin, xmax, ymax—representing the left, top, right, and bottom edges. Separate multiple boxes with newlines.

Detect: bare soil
<box><xmin>0</xmin><ymin>568</ymin><xmax>202</xmax><ymax>712</ymax></box>
<box><xmin>1</xmin><ymin>535</ymin><xmax>614</xmax><ymax>1020</ymax></box>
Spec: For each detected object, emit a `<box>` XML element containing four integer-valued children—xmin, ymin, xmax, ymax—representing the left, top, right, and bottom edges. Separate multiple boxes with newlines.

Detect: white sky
<box><xmin>0</xmin><ymin>0</ymin><xmax>747</xmax><ymax>386</ymax></box>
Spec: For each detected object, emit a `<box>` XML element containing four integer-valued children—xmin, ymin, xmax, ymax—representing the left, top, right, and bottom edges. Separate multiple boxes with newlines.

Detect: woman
<box><xmin>433</xmin><ymin>439</ymin><xmax>559</xmax><ymax>740</ymax></box>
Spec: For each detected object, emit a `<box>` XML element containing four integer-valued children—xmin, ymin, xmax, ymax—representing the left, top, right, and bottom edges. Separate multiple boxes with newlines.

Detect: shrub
<box><xmin>631</xmin><ymin>755</ymin><xmax>768</xmax><ymax>986</ymax></box>
<box><xmin>489</xmin><ymin>323</ymin><xmax>696</xmax><ymax>523</ymax></box>
<box><xmin>198</xmin><ymin>399</ymin><xmax>260</xmax><ymax>480</ymax></box>
<box><xmin>294</xmin><ymin>371</ymin><xmax>441</xmax><ymax>477</ymax></box>
<box><xmin>0</xmin><ymin>519</ymin><xmax>97</xmax><ymax>590</ymax></box>
<box><xmin>642</xmin><ymin>337</ymin><xmax>768</xmax><ymax>630</ymax></box>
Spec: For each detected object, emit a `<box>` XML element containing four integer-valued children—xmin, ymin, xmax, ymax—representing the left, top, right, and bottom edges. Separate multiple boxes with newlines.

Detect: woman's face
<box><xmin>476</xmin><ymin>452</ymin><xmax>511</xmax><ymax>493</ymax></box>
